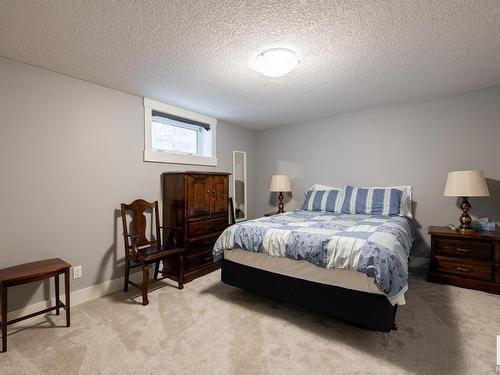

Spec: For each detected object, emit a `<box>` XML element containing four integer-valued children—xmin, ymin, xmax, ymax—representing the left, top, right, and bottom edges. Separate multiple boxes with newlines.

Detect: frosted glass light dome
<box><xmin>252</xmin><ymin>48</ymin><xmax>300</xmax><ymax>77</ymax></box>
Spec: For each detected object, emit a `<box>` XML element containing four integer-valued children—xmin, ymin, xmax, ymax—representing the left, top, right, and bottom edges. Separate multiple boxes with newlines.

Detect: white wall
<box><xmin>256</xmin><ymin>86</ymin><xmax>500</xmax><ymax>262</ymax></box>
<box><xmin>0</xmin><ymin>57</ymin><xmax>257</xmax><ymax>311</ymax></box>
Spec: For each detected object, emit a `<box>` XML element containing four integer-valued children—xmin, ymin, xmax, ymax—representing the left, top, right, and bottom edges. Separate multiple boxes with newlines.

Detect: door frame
<box><xmin>232</xmin><ymin>150</ymin><xmax>247</xmax><ymax>222</ymax></box>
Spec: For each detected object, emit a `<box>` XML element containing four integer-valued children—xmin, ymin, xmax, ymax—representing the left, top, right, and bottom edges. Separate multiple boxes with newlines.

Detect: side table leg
<box><xmin>64</xmin><ymin>269</ymin><xmax>70</xmax><ymax>327</ymax></box>
<box><xmin>1</xmin><ymin>286</ymin><xmax>7</xmax><ymax>353</ymax></box>
<box><xmin>55</xmin><ymin>274</ymin><xmax>60</xmax><ymax>315</ymax></box>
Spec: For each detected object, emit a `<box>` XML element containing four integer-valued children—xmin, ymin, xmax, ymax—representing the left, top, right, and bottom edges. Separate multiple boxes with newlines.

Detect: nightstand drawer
<box><xmin>434</xmin><ymin>256</ymin><xmax>494</xmax><ymax>281</ymax></box>
<box><xmin>435</xmin><ymin>238</ymin><xmax>493</xmax><ymax>260</ymax></box>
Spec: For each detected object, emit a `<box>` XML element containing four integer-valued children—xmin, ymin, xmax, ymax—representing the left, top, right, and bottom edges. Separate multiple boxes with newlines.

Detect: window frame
<box><xmin>144</xmin><ymin>98</ymin><xmax>217</xmax><ymax>166</ymax></box>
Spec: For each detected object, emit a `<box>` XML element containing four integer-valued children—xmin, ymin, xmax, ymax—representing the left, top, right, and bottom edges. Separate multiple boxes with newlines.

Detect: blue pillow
<box><xmin>301</xmin><ymin>189</ymin><xmax>342</xmax><ymax>212</ymax></box>
<box><xmin>341</xmin><ymin>185</ymin><xmax>403</xmax><ymax>216</ymax></box>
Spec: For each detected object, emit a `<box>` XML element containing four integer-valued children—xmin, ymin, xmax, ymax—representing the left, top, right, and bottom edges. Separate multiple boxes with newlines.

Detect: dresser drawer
<box><xmin>187</xmin><ymin>249</ymin><xmax>214</xmax><ymax>272</ymax></box>
<box><xmin>188</xmin><ymin>217</ymin><xmax>228</xmax><ymax>237</ymax></box>
<box><xmin>435</xmin><ymin>238</ymin><xmax>493</xmax><ymax>260</ymax></box>
<box><xmin>434</xmin><ymin>256</ymin><xmax>494</xmax><ymax>281</ymax></box>
<box><xmin>185</xmin><ymin>232</ymin><xmax>222</xmax><ymax>253</ymax></box>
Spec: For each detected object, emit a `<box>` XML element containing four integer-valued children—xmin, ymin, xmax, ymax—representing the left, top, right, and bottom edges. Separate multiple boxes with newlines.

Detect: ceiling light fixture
<box><xmin>251</xmin><ymin>47</ymin><xmax>301</xmax><ymax>77</ymax></box>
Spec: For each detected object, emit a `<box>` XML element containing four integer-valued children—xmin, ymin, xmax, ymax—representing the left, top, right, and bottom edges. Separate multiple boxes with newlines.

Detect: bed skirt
<box><xmin>221</xmin><ymin>259</ymin><xmax>398</xmax><ymax>332</ymax></box>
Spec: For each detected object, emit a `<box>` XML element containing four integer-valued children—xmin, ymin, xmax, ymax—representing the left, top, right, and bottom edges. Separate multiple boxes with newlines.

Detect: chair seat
<box><xmin>136</xmin><ymin>245</ymin><xmax>184</xmax><ymax>262</ymax></box>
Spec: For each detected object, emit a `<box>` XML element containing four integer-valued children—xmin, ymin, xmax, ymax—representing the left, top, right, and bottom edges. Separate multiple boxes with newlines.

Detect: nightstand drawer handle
<box><xmin>456</xmin><ymin>248</ymin><xmax>473</xmax><ymax>253</ymax></box>
<box><xmin>455</xmin><ymin>266</ymin><xmax>472</xmax><ymax>273</ymax></box>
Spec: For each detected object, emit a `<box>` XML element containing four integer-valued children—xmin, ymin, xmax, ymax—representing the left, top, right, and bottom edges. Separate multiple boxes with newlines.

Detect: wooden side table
<box><xmin>428</xmin><ymin>226</ymin><xmax>500</xmax><ymax>294</ymax></box>
<box><xmin>0</xmin><ymin>258</ymin><xmax>71</xmax><ymax>353</ymax></box>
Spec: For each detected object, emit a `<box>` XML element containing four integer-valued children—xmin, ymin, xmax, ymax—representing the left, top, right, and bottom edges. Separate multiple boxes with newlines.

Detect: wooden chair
<box><xmin>120</xmin><ymin>199</ymin><xmax>184</xmax><ymax>306</ymax></box>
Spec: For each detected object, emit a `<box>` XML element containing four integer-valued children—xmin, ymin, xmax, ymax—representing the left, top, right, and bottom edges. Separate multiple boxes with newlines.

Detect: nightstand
<box><xmin>428</xmin><ymin>226</ymin><xmax>500</xmax><ymax>294</ymax></box>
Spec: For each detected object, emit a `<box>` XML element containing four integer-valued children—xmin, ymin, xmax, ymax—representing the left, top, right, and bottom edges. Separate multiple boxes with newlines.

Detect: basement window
<box><xmin>144</xmin><ymin>98</ymin><xmax>217</xmax><ymax>166</ymax></box>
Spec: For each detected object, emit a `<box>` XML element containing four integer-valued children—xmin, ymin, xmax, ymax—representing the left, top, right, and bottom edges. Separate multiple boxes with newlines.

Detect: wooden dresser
<box><xmin>162</xmin><ymin>172</ymin><xmax>230</xmax><ymax>283</ymax></box>
<box><xmin>428</xmin><ymin>226</ymin><xmax>500</xmax><ymax>294</ymax></box>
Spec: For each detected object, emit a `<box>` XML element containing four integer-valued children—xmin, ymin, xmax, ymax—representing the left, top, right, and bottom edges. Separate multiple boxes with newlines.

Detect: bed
<box><xmin>213</xmin><ymin>209</ymin><xmax>414</xmax><ymax>331</ymax></box>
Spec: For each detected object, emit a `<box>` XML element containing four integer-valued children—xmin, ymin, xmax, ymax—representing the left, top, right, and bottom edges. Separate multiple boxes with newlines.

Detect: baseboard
<box><xmin>7</xmin><ymin>271</ymin><xmax>145</xmax><ymax>323</ymax></box>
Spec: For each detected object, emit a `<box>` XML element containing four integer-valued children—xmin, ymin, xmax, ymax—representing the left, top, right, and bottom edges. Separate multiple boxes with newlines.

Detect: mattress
<box><xmin>224</xmin><ymin>248</ymin><xmax>406</xmax><ymax>305</ymax></box>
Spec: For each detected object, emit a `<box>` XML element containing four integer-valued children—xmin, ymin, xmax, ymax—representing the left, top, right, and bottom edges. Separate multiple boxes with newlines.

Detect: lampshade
<box><xmin>443</xmin><ymin>170</ymin><xmax>490</xmax><ymax>197</ymax></box>
<box><xmin>269</xmin><ymin>175</ymin><xmax>291</xmax><ymax>192</ymax></box>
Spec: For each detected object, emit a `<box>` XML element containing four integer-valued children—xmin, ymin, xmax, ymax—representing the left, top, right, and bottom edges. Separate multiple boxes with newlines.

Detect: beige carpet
<box><xmin>2</xmin><ymin>269</ymin><xmax>499</xmax><ymax>375</ymax></box>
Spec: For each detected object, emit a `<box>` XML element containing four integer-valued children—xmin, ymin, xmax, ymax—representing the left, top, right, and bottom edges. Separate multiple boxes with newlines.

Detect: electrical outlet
<box><xmin>73</xmin><ymin>265</ymin><xmax>82</xmax><ymax>279</ymax></box>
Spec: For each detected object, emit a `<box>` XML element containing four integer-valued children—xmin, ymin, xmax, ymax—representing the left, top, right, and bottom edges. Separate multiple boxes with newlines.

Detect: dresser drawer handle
<box><xmin>455</xmin><ymin>266</ymin><xmax>472</xmax><ymax>273</ymax></box>
<box><xmin>456</xmin><ymin>248</ymin><xmax>473</xmax><ymax>253</ymax></box>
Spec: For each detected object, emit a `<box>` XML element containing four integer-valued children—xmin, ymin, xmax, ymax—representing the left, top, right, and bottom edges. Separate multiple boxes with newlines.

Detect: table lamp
<box><xmin>270</xmin><ymin>175</ymin><xmax>291</xmax><ymax>213</ymax></box>
<box><xmin>444</xmin><ymin>170</ymin><xmax>490</xmax><ymax>232</ymax></box>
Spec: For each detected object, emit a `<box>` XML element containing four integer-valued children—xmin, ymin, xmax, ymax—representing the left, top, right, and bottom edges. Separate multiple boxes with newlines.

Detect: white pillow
<box><xmin>309</xmin><ymin>184</ymin><xmax>341</xmax><ymax>191</ymax></box>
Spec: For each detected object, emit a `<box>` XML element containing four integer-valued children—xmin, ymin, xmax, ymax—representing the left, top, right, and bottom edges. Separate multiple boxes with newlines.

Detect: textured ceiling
<box><xmin>1</xmin><ymin>1</ymin><xmax>500</xmax><ymax>129</ymax></box>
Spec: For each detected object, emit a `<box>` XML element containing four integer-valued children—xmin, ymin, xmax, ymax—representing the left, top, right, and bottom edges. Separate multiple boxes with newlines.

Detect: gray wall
<box><xmin>2</xmin><ymin>55</ymin><xmax>500</xmax><ymax>310</ymax></box>
<box><xmin>256</xmin><ymin>86</ymin><xmax>500</xmax><ymax>261</ymax></box>
<box><xmin>0</xmin><ymin>57</ymin><xmax>257</xmax><ymax>311</ymax></box>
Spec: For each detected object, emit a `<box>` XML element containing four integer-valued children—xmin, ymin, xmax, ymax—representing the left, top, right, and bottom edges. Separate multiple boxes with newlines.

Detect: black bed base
<box><xmin>221</xmin><ymin>259</ymin><xmax>398</xmax><ymax>332</ymax></box>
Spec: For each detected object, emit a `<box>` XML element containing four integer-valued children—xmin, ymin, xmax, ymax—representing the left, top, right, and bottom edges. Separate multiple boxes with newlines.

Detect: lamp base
<box><xmin>278</xmin><ymin>192</ymin><xmax>284</xmax><ymax>213</ymax></box>
<box><xmin>456</xmin><ymin>227</ymin><xmax>475</xmax><ymax>233</ymax></box>
<box><xmin>457</xmin><ymin>196</ymin><xmax>474</xmax><ymax>233</ymax></box>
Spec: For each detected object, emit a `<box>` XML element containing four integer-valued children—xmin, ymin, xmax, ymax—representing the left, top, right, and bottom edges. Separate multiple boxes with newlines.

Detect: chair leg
<box><xmin>153</xmin><ymin>261</ymin><xmax>160</xmax><ymax>280</ymax></box>
<box><xmin>123</xmin><ymin>259</ymin><xmax>129</xmax><ymax>293</ymax></box>
<box><xmin>142</xmin><ymin>265</ymin><xmax>150</xmax><ymax>306</ymax></box>
<box><xmin>178</xmin><ymin>254</ymin><xmax>184</xmax><ymax>290</ymax></box>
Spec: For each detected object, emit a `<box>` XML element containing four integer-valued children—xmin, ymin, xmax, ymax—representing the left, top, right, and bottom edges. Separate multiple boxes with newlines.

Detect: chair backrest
<box><xmin>120</xmin><ymin>199</ymin><xmax>161</xmax><ymax>255</ymax></box>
